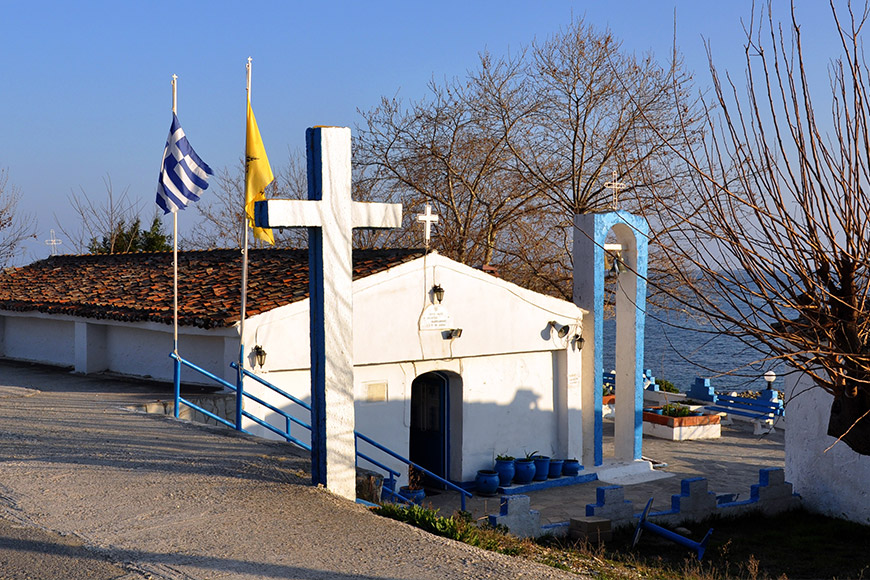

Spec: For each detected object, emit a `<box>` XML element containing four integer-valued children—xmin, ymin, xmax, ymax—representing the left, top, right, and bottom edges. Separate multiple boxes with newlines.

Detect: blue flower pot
<box><xmin>494</xmin><ymin>459</ymin><xmax>515</xmax><ymax>487</ymax></box>
<box><xmin>562</xmin><ymin>459</ymin><xmax>581</xmax><ymax>477</ymax></box>
<box><xmin>513</xmin><ymin>459</ymin><xmax>535</xmax><ymax>484</ymax></box>
<box><xmin>548</xmin><ymin>459</ymin><xmax>564</xmax><ymax>478</ymax></box>
<box><xmin>399</xmin><ymin>486</ymin><xmax>425</xmax><ymax>505</ymax></box>
<box><xmin>475</xmin><ymin>469</ymin><xmax>499</xmax><ymax>496</ymax></box>
<box><xmin>533</xmin><ymin>456</ymin><xmax>550</xmax><ymax>481</ymax></box>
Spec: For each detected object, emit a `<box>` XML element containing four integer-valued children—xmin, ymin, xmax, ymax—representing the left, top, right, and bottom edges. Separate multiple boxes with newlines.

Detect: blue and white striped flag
<box><xmin>156</xmin><ymin>113</ymin><xmax>213</xmax><ymax>214</ymax></box>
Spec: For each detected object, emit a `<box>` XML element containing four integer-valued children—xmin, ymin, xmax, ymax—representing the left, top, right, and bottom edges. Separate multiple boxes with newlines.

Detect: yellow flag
<box><xmin>245</xmin><ymin>98</ymin><xmax>275</xmax><ymax>245</ymax></box>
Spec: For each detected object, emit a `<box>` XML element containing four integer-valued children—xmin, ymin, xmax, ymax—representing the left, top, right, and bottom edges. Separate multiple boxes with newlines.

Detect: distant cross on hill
<box><xmin>45</xmin><ymin>230</ymin><xmax>62</xmax><ymax>256</ymax></box>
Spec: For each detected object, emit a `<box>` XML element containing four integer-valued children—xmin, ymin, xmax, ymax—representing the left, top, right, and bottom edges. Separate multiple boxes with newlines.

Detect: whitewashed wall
<box><xmin>104</xmin><ymin>324</ymin><xmax>231</xmax><ymax>384</ymax></box>
<box><xmin>1</xmin><ymin>314</ymin><xmax>75</xmax><ymax>367</ymax></box>
<box><xmin>241</xmin><ymin>254</ymin><xmax>585</xmax><ymax>484</ymax></box>
<box><xmin>0</xmin><ymin>312</ymin><xmax>234</xmax><ymax>386</ymax></box>
<box><xmin>244</xmin><ymin>350</ymin><xmax>571</xmax><ymax>484</ymax></box>
<box><xmin>785</xmin><ymin>372</ymin><xmax>870</xmax><ymax>525</ymax></box>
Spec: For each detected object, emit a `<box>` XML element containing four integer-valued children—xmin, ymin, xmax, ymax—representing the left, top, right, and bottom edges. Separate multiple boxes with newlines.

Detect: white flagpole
<box><xmin>240</xmin><ymin>59</ymin><xmax>252</xmax><ymax>360</ymax></box>
<box><xmin>236</xmin><ymin>58</ymin><xmax>253</xmax><ymax>429</ymax></box>
<box><xmin>172</xmin><ymin>74</ymin><xmax>179</xmax><ymax>356</ymax></box>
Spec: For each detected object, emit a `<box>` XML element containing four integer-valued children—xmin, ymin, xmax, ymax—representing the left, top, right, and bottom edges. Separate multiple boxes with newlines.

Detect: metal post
<box><xmin>173</xmin><ymin>355</ymin><xmax>181</xmax><ymax>419</ymax></box>
<box><xmin>633</xmin><ymin>499</ymin><xmax>713</xmax><ymax>561</ymax></box>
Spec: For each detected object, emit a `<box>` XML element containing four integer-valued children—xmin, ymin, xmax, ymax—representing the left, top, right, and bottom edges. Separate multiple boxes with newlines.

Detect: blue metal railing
<box><xmin>171</xmin><ymin>352</ymin><xmax>469</xmax><ymax>509</ymax></box>
<box><xmin>355</xmin><ymin>431</ymin><xmax>471</xmax><ymax>511</ymax></box>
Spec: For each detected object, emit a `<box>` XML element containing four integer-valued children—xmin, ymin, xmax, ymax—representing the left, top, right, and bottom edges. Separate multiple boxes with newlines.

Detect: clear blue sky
<box><xmin>0</xmin><ymin>1</ymin><xmax>842</xmax><ymax>263</ymax></box>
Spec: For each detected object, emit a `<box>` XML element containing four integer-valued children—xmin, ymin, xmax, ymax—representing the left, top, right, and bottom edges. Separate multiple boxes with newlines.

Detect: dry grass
<box><xmin>375</xmin><ymin>504</ymin><xmax>870</xmax><ymax>579</ymax></box>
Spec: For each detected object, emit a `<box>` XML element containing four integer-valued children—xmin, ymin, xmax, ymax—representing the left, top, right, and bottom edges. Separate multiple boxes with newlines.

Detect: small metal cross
<box><xmin>45</xmin><ymin>229</ymin><xmax>62</xmax><ymax>256</ymax></box>
<box><xmin>416</xmin><ymin>203</ymin><xmax>439</xmax><ymax>249</ymax></box>
<box><xmin>604</xmin><ymin>170</ymin><xmax>626</xmax><ymax>210</ymax></box>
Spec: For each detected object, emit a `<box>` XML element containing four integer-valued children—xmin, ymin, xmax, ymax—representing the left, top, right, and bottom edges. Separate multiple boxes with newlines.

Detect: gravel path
<box><xmin>0</xmin><ymin>361</ymin><xmax>579</xmax><ymax>580</ymax></box>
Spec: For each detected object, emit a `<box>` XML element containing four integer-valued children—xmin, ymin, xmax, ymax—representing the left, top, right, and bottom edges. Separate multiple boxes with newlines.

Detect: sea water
<box><xmin>602</xmin><ymin>311</ymin><xmax>780</xmax><ymax>393</ymax></box>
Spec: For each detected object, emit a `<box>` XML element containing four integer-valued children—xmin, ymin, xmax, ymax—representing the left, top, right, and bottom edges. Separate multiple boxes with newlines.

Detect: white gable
<box><xmin>247</xmin><ymin>252</ymin><xmax>585</xmax><ymax>372</ymax></box>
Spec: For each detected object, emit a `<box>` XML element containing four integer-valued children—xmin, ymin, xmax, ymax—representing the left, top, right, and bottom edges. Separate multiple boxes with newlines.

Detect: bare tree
<box><xmin>357</xmin><ymin>18</ymin><xmax>701</xmax><ymax>300</ymax></box>
<box><xmin>185</xmin><ymin>152</ymin><xmax>308</xmax><ymax>250</ymax></box>
<box><xmin>57</xmin><ymin>175</ymin><xmax>140</xmax><ymax>254</ymax></box>
<box><xmin>357</xmin><ymin>56</ymin><xmax>545</xmax><ymax>269</ymax></box>
<box><xmin>652</xmin><ymin>2</ymin><xmax>870</xmax><ymax>453</ymax></box>
<box><xmin>0</xmin><ymin>168</ymin><xmax>36</xmax><ymax>267</ymax></box>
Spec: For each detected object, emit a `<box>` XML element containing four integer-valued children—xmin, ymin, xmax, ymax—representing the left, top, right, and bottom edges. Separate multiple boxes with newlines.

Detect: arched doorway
<box><xmin>410</xmin><ymin>371</ymin><xmax>450</xmax><ymax>483</ymax></box>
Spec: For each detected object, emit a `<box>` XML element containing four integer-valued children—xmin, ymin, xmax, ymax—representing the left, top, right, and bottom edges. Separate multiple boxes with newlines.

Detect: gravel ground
<box><xmin>0</xmin><ymin>361</ymin><xmax>579</xmax><ymax>580</ymax></box>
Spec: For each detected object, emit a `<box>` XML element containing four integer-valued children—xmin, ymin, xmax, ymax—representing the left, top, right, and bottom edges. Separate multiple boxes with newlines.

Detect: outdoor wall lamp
<box><xmin>432</xmin><ymin>284</ymin><xmax>445</xmax><ymax>303</ymax></box>
<box><xmin>548</xmin><ymin>321</ymin><xmax>570</xmax><ymax>339</ymax></box>
<box><xmin>441</xmin><ymin>328</ymin><xmax>463</xmax><ymax>339</ymax></box>
<box><xmin>253</xmin><ymin>345</ymin><xmax>267</xmax><ymax>368</ymax></box>
<box><xmin>572</xmin><ymin>334</ymin><xmax>585</xmax><ymax>350</ymax></box>
<box><xmin>764</xmin><ymin>370</ymin><xmax>776</xmax><ymax>389</ymax></box>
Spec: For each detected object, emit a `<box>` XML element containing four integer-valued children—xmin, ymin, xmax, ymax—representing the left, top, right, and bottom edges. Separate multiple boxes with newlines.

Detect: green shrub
<box><xmin>655</xmin><ymin>378</ymin><xmax>680</xmax><ymax>393</ymax></box>
<box><xmin>374</xmin><ymin>503</ymin><xmax>526</xmax><ymax>556</ymax></box>
<box><xmin>661</xmin><ymin>403</ymin><xmax>692</xmax><ymax>417</ymax></box>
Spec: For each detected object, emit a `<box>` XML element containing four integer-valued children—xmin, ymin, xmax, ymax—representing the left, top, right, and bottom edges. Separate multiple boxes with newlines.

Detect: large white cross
<box><xmin>416</xmin><ymin>203</ymin><xmax>438</xmax><ymax>248</ymax></box>
<box><xmin>254</xmin><ymin>127</ymin><xmax>401</xmax><ymax>500</ymax></box>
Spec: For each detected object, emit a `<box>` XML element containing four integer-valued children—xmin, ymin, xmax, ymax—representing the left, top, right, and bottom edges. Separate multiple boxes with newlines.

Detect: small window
<box><xmin>362</xmin><ymin>381</ymin><xmax>388</xmax><ymax>403</ymax></box>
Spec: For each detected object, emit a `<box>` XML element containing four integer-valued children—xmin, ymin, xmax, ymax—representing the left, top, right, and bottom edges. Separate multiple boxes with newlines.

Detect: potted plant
<box><xmin>398</xmin><ymin>465</ymin><xmax>425</xmax><ymax>504</ymax></box>
<box><xmin>562</xmin><ymin>458</ymin><xmax>581</xmax><ymax>477</ymax></box>
<box><xmin>513</xmin><ymin>451</ymin><xmax>536</xmax><ymax>484</ymax></box>
<box><xmin>475</xmin><ymin>469</ymin><xmax>499</xmax><ymax>496</ymax></box>
<box><xmin>661</xmin><ymin>403</ymin><xmax>692</xmax><ymax>417</ymax></box>
<box><xmin>494</xmin><ymin>454</ymin><xmax>515</xmax><ymax>487</ymax></box>
<box><xmin>547</xmin><ymin>458</ymin><xmax>564</xmax><ymax>478</ymax></box>
<box><xmin>532</xmin><ymin>454</ymin><xmax>551</xmax><ymax>481</ymax></box>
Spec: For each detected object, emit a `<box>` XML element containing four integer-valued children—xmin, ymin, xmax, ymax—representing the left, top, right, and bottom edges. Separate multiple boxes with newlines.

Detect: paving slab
<box><xmin>0</xmin><ymin>360</ymin><xmax>577</xmax><ymax>580</ymax></box>
<box><xmin>426</xmin><ymin>418</ymin><xmax>785</xmax><ymax>526</ymax></box>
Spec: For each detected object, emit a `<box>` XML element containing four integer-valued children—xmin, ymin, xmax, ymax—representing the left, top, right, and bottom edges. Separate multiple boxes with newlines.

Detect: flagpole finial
<box><xmin>246</xmin><ymin>57</ymin><xmax>253</xmax><ymax>96</ymax></box>
<box><xmin>171</xmin><ymin>74</ymin><xmax>178</xmax><ymax>114</ymax></box>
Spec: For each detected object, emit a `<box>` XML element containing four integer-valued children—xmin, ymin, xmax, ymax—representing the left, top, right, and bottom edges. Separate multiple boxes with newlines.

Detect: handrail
<box><xmin>241</xmin><ymin>409</ymin><xmax>311</xmax><ymax>450</ymax></box>
<box><xmin>172</xmin><ymin>353</ymin><xmax>471</xmax><ymax>511</ymax></box>
<box><xmin>232</xmin><ymin>362</ymin><xmax>312</xmax><ymax>410</ymax></box>
<box><xmin>355</xmin><ymin>431</ymin><xmax>472</xmax><ymax>511</ymax></box>
<box><xmin>356</xmin><ymin>450</ymin><xmax>401</xmax><ymax>480</ymax></box>
<box><xmin>170</xmin><ymin>352</ymin><xmax>239</xmax><ymax>430</ymax></box>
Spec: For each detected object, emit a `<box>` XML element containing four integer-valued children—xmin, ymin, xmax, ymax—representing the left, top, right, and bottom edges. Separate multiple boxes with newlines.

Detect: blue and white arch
<box><xmin>573</xmin><ymin>211</ymin><xmax>649</xmax><ymax>467</ymax></box>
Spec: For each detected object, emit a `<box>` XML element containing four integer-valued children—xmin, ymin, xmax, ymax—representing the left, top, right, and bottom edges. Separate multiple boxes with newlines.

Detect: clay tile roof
<box><xmin>0</xmin><ymin>248</ymin><xmax>425</xmax><ymax>329</ymax></box>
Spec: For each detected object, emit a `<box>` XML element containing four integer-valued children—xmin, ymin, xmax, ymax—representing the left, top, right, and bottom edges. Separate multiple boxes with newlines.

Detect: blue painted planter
<box><xmin>548</xmin><ymin>459</ymin><xmax>564</xmax><ymax>478</ymax></box>
<box><xmin>494</xmin><ymin>459</ymin><xmax>515</xmax><ymax>487</ymax></box>
<box><xmin>399</xmin><ymin>486</ymin><xmax>425</xmax><ymax>505</ymax></box>
<box><xmin>513</xmin><ymin>459</ymin><xmax>535</xmax><ymax>484</ymax></box>
<box><xmin>475</xmin><ymin>469</ymin><xmax>500</xmax><ymax>496</ymax></box>
<box><xmin>533</xmin><ymin>456</ymin><xmax>551</xmax><ymax>481</ymax></box>
<box><xmin>562</xmin><ymin>459</ymin><xmax>581</xmax><ymax>477</ymax></box>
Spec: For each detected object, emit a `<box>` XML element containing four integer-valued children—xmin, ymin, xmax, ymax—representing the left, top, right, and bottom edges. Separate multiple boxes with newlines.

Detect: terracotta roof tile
<box><xmin>0</xmin><ymin>248</ymin><xmax>424</xmax><ymax>329</ymax></box>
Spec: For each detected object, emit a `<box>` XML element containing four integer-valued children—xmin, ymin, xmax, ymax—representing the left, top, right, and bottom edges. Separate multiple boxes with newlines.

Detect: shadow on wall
<box><xmin>238</xmin><ymin>386</ymin><xmax>569</xmax><ymax>485</ymax></box>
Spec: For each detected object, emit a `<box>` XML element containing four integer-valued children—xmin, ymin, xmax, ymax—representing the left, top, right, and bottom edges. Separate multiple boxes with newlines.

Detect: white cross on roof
<box><xmin>416</xmin><ymin>203</ymin><xmax>439</xmax><ymax>248</ymax></box>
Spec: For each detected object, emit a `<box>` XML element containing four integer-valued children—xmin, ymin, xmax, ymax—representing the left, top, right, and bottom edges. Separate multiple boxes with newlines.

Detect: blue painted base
<box><xmin>499</xmin><ymin>472</ymin><xmax>598</xmax><ymax>495</ymax></box>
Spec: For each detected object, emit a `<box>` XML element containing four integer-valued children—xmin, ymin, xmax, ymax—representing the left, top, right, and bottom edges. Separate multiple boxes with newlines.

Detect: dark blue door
<box><xmin>410</xmin><ymin>372</ymin><xmax>448</xmax><ymax>483</ymax></box>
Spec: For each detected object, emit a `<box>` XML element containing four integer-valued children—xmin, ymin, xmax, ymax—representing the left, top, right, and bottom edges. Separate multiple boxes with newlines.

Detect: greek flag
<box><xmin>156</xmin><ymin>113</ymin><xmax>213</xmax><ymax>214</ymax></box>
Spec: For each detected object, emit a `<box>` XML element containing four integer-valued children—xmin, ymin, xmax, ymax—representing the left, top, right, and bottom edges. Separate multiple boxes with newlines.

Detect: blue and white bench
<box><xmin>688</xmin><ymin>378</ymin><xmax>784</xmax><ymax>433</ymax></box>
